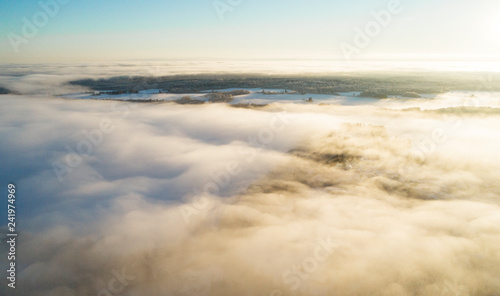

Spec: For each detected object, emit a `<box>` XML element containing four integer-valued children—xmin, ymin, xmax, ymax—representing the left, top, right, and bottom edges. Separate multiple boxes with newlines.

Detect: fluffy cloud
<box><xmin>1</xmin><ymin>91</ymin><xmax>500</xmax><ymax>296</ymax></box>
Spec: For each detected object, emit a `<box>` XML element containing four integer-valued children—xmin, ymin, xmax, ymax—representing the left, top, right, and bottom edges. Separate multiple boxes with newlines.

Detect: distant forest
<box><xmin>67</xmin><ymin>72</ymin><xmax>500</xmax><ymax>98</ymax></box>
<box><xmin>0</xmin><ymin>87</ymin><xmax>11</xmax><ymax>94</ymax></box>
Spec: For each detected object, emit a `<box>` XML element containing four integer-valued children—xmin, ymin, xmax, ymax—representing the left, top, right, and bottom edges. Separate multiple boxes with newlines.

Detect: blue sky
<box><xmin>1</xmin><ymin>0</ymin><xmax>499</xmax><ymax>63</ymax></box>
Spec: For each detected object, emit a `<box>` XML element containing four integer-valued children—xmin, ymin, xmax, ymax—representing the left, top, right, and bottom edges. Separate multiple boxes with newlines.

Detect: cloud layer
<box><xmin>1</xmin><ymin>93</ymin><xmax>500</xmax><ymax>296</ymax></box>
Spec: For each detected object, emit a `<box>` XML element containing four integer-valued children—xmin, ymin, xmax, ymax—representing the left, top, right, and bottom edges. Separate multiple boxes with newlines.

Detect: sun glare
<box><xmin>495</xmin><ymin>19</ymin><xmax>500</xmax><ymax>34</ymax></box>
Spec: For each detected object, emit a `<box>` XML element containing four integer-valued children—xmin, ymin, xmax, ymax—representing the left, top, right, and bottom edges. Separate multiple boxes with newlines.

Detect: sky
<box><xmin>0</xmin><ymin>0</ymin><xmax>500</xmax><ymax>63</ymax></box>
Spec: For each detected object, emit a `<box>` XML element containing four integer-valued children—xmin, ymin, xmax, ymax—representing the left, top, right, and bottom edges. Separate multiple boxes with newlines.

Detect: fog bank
<box><xmin>1</xmin><ymin>94</ymin><xmax>500</xmax><ymax>296</ymax></box>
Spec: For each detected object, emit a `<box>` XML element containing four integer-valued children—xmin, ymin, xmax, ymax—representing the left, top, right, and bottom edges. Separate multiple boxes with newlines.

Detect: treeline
<box><xmin>69</xmin><ymin>72</ymin><xmax>500</xmax><ymax>98</ymax></box>
<box><xmin>0</xmin><ymin>87</ymin><xmax>11</xmax><ymax>94</ymax></box>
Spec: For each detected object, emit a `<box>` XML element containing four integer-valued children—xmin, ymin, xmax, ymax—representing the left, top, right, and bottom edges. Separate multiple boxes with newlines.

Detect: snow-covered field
<box><xmin>62</xmin><ymin>88</ymin><xmax>383</xmax><ymax>105</ymax></box>
<box><xmin>62</xmin><ymin>88</ymin><xmax>500</xmax><ymax>111</ymax></box>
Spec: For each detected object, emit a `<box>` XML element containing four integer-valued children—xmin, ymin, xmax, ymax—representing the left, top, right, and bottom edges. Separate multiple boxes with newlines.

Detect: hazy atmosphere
<box><xmin>1</xmin><ymin>0</ymin><xmax>500</xmax><ymax>62</ymax></box>
<box><xmin>1</xmin><ymin>1</ymin><xmax>500</xmax><ymax>296</ymax></box>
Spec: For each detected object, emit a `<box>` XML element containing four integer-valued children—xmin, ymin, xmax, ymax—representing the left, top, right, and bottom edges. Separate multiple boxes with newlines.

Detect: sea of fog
<box><xmin>1</xmin><ymin>63</ymin><xmax>500</xmax><ymax>295</ymax></box>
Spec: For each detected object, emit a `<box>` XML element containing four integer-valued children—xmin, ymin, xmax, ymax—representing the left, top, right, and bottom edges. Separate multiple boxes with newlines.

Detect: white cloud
<box><xmin>1</xmin><ymin>72</ymin><xmax>500</xmax><ymax>295</ymax></box>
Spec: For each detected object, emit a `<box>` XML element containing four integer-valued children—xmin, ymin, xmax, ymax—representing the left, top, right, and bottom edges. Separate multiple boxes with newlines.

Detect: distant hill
<box><xmin>0</xmin><ymin>87</ymin><xmax>11</xmax><ymax>94</ymax></box>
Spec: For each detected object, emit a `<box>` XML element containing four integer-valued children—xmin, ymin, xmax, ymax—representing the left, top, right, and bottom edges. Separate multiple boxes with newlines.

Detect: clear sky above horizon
<box><xmin>1</xmin><ymin>0</ymin><xmax>499</xmax><ymax>63</ymax></box>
